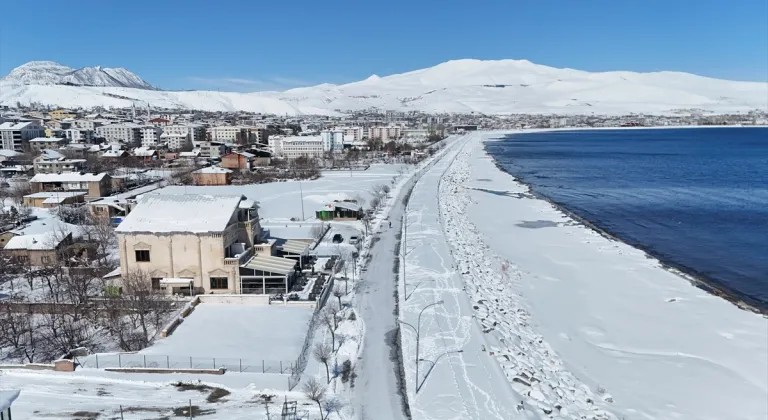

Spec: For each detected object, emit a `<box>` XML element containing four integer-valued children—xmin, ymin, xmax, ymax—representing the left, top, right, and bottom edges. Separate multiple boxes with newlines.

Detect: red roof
<box><xmin>149</xmin><ymin>118</ymin><xmax>169</xmax><ymax>123</ymax></box>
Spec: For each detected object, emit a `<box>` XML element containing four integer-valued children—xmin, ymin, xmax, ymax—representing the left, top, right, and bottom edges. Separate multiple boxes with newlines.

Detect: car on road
<box><xmin>349</xmin><ymin>235</ymin><xmax>359</xmax><ymax>245</ymax></box>
<box><xmin>332</xmin><ymin>233</ymin><xmax>344</xmax><ymax>243</ymax></box>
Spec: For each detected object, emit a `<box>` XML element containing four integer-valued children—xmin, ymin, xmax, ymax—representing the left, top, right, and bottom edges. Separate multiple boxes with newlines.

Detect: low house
<box><xmin>2</xmin><ymin>221</ymin><xmax>84</xmax><ymax>267</ymax></box>
<box><xmin>101</xmin><ymin>149</ymin><xmax>130</xmax><ymax>158</ymax></box>
<box><xmin>30</xmin><ymin>172</ymin><xmax>112</xmax><ymax>199</ymax></box>
<box><xmin>0</xmin><ymin>149</ymin><xmax>22</xmax><ymax>164</ymax></box>
<box><xmin>115</xmin><ymin>193</ymin><xmax>264</xmax><ymax>295</ymax></box>
<box><xmin>28</xmin><ymin>137</ymin><xmax>67</xmax><ymax>150</ymax></box>
<box><xmin>192</xmin><ymin>166</ymin><xmax>232</xmax><ymax>186</ymax></box>
<box><xmin>23</xmin><ymin>191</ymin><xmax>87</xmax><ymax>208</ymax></box>
<box><xmin>221</xmin><ymin>151</ymin><xmax>255</xmax><ymax>170</ymax></box>
<box><xmin>33</xmin><ymin>155</ymin><xmax>87</xmax><ymax>174</ymax></box>
<box><xmin>0</xmin><ymin>165</ymin><xmax>34</xmax><ymax>179</ymax></box>
<box><xmin>133</xmin><ymin>147</ymin><xmax>159</xmax><ymax>162</ymax></box>
<box><xmin>315</xmin><ymin>200</ymin><xmax>363</xmax><ymax>221</ymax></box>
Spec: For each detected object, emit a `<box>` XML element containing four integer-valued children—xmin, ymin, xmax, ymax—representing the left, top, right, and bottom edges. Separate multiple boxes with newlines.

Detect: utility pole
<box><xmin>299</xmin><ymin>181</ymin><xmax>305</xmax><ymax>220</ymax></box>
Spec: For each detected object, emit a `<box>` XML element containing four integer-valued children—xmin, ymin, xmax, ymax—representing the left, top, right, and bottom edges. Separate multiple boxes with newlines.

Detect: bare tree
<box><xmin>322</xmin><ymin>397</ymin><xmax>344</xmax><ymax>420</ymax></box>
<box><xmin>302</xmin><ymin>377</ymin><xmax>327</xmax><ymax>419</ymax></box>
<box><xmin>332</xmin><ymin>287</ymin><xmax>344</xmax><ymax>308</ymax></box>
<box><xmin>313</xmin><ymin>342</ymin><xmax>333</xmax><ymax>383</ymax></box>
<box><xmin>108</xmin><ymin>269</ymin><xmax>172</xmax><ymax>350</ymax></box>
<box><xmin>320</xmin><ymin>304</ymin><xmax>339</xmax><ymax>350</ymax></box>
<box><xmin>382</xmin><ymin>185</ymin><xmax>391</xmax><ymax>195</ymax></box>
<box><xmin>310</xmin><ymin>223</ymin><xmax>326</xmax><ymax>242</ymax></box>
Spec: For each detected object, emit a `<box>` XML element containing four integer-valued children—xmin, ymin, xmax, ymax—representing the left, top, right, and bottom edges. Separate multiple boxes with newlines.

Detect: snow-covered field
<box><xmin>428</xmin><ymin>131</ymin><xmax>767</xmax><ymax>420</ymax></box>
<box><xmin>3</xmin><ymin>59</ymin><xmax>766</xmax><ymax>115</ymax></box>
<box><xmin>154</xmin><ymin>163</ymin><xmax>407</xmax><ymax>221</ymax></box>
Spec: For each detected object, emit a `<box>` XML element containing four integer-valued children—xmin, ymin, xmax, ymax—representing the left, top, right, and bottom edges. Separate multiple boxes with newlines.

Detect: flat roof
<box><xmin>115</xmin><ymin>193</ymin><xmax>244</xmax><ymax>234</ymax></box>
<box><xmin>242</xmin><ymin>254</ymin><xmax>297</xmax><ymax>275</ymax></box>
<box><xmin>30</xmin><ymin>172</ymin><xmax>107</xmax><ymax>183</ymax></box>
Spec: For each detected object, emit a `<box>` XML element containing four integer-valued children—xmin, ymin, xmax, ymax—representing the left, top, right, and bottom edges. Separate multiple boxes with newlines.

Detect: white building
<box><xmin>63</xmin><ymin>128</ymin><xmax>94</xmax><ymax>143</ymax></box>
<box><xmin>164</xmin><ymin>124</ymin><xmax>207</xmax><ymax>147</ymax></box>
<box><xmin>0</xmin><ymin>121</ymin><xmax>45</xmax><ymax>152</ymax></box>
<box><xmin>161</xmin><ymin>133</ymin><xmax>191</xmax><ymax>151</ymax></box>
<box><xmin>336</xmin><ymin>126</ymin><xmax>364</xmax><ymax>141</ymax></box>
<box><xmin>140</xmin><ymin>126</ymin><xmax>163</xmax><ymax>147</ymax></box>
<box><xmin>320</xmin><ymin>130</ymin><xmax>344</xmax><ymax>152</ymax></box>
<box><xmin>209</xmin><ymin>126</ymin><xmax>248</xmax><ymax>143</ymax></box>
<box><xmin>368</xmin><ymin>126</ymin><xmax>402</xmax><ymax>141</ymax></box>
<box><xmin>279</xmin><ymin>136</ymin><xmax>324</xmax><ymax>159</ymax></box>
<box><xmin>74</xmin><ymin>119</ymin><xmax>102</xmax><ymax>130</ymax></box>
<box><xmin>96</xmin><ymin>123</ymin><xmax>142</xmax><ymax>145</ymax></box>
<box><xmin>200</xmin><ymin>141</ymin><xmax>228</xmax><ymax>159</ymax></box>
<box><xmin>268</xmin><ymin>135</ymin><xmax>283</xmax><ymax>156</ymax></box>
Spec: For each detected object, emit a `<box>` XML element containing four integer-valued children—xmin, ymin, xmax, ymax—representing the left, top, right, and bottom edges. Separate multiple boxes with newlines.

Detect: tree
<box><xmin>313</xmin><ymin>342</ymin><xmax>333</xmax><ymax>384</ymax></box>
<box><xmin>320</xmin><ymin>304</ymin><xmax>340</xmax><ymax>350</ymax></box>
<box><xmin>310</xmin><ymin>223</ymin><xmax>326</xmax><ymax>242</ymax></box>
<box><xmin>108</xmin><ymin>269</ymin><xmax>173</xmax><ymax>350</ymax></box>
<box><xmin>333</xmin><ymin>287</ymin><xmax>344</xmax><ymax>308</ymax></box>
<box><xmin>302</xmin><ymin>377</ymin><xmax>327</xmax><ymax>418</ymax></box>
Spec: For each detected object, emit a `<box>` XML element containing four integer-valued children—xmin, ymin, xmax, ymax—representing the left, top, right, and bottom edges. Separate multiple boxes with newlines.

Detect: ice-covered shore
<box><xmin>444</xmin><ymin>131</ymin><xmax>767</xmax><ymax>419</ymax></box>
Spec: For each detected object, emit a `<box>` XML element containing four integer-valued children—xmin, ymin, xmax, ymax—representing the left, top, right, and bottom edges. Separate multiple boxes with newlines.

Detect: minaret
<box><xmin>131</xmin><ymin>102</ymin><xmax>136</xmax><ymax>120</ymax></box>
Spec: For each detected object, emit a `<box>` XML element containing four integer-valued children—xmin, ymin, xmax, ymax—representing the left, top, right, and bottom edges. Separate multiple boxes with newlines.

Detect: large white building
<box><xmin>336</xmin><ymin>126</ymin><xmax>364</xmax><ymax>141</ymax></box>
<box><xmin>96</xmin><ymin>123</ymin><xmax>142</xmax><ymax>145</ymax></box>
<box><xmin>140</xmin><ymin>126</ymin><xmax>163</xmax><ymax>147</ymax></box>
<box><xmin>368</xmin><ymin>126</ymin><xmax>402</xmax><ymax>141</ymax></box>
<box><xmin>0</xmin><ymin>121</ymin><xmax>45</xmax><ymax>152</ymax></box>
<box><xmin>276</xmin><ymin>136</ymin><xmax>324</xmax><ymax>159</ymax></box>
<box><xmin>63</xmin><ymin>128</ymin><xmax>94</xmax><ymax>143</ymax></box>
<box><xmin>209</xmin><ymin>126</ymin><xmax>248</xmax><ymax>143</ymax></box>
<box><xmin>163</xmin><ymin>124</ymin><xmax>207</xmax><ymax>147</ymax></box>
<box><xmin>320</xmin><ymin>130</ymin><xmax>344</xmax><ymax>152</ymax></box>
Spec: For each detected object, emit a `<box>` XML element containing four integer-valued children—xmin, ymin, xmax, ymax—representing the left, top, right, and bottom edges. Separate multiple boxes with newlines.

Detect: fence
<box><xmin>79</xmin><ymin>353</ymin><xmax>297</xmax><ymax>374</ymax></box>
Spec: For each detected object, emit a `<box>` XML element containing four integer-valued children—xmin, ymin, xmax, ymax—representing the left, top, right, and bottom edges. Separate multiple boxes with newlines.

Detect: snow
<box><xmin>0</xmin><ymin>390</ymin><xmax>20</xmax><ymax>412</ymax></box>
<box><xmin>140</xmin><ymin>303</ymin><xmax>313</xmax><ymax>365</ymax></box>
<box><xmin>0</xmin><ymin>60</ymin><xmax>153</xmax><ymax>89</ymax></box>
<box><xmin>29</xmin><ymin>172</ymin><xmax>107</xmax><ymax>183</ymax></box>
<box><xmin>194</xmin><ymin>166</ymin><xmax>233</xmax><ymax>174</ymax></box>
<box><xmin>2</xmin><ymin>59</ymin><xmax>766</xmax><ymax>115</ymax></box>
<box><xmin>455</xmin><ymin>131</ymin><xmax>768</xmax><ymax>420</ymax></box>
<box><xmin>115</xmin><ymin>193</ymin><xmax>244</xmax><ymax>233</ymax></box>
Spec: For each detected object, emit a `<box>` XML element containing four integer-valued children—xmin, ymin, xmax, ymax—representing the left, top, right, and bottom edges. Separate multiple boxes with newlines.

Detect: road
<box><xmin>352</xmin><ymin>141</ymin><xmax>452</xmax><ymax>420</ymax></box>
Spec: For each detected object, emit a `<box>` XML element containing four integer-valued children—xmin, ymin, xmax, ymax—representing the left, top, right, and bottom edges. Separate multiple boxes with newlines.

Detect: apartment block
<box><xmin>0</xmin><ymin>121</ymin><xmax>46</xmax><ymax>152</ymax></box>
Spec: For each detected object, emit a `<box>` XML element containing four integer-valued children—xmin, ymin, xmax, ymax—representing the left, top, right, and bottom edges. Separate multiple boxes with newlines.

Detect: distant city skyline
<box><xmin>0</xmin><ymin>0</ymin><xmax>766</xmax><ymax>92</ymax></box>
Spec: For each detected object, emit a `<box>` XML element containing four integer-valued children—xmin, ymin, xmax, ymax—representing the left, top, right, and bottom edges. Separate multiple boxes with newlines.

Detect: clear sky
<box><xmin>1</xmin><ymin>0</ymin><xmax>766</xmax><ymax>91</ymax></box>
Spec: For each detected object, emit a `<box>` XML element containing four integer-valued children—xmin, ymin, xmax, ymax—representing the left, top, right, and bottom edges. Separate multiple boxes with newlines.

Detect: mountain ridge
<box><xmin>1</xmin><ymin>59</ymin><xmax>765</xmax><ymax>116</ymax></box>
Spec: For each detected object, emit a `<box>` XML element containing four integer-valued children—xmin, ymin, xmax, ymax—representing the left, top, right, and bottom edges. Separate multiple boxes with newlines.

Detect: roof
<box><xmin>193</xmin><ymin>166</ymin><xmax>232</xmax><ymax>174</ymax></box>
<box><xmin>0</xmin><ymin>121</ymin><xmax>36</xmax><ymax>130</ymax></box>
<box><xmin>179</xmin><ymin>150</ymin><xmax>201</xmax><ymax>157</ymax></box>
<box><xmin>29</xmin><ymin>137</ymin><xmax>65</xmax><ymax>143</ymax></box>
<box><xmin>30</xmin><ymin>172</ymin><xmax>108</xmax><ymax>183</ymax></box>
<box><xmin>133</xmin><ymin>147</ymin><xmax>157</xmax><ymax>157</ymax></box>
<box><xmin>115</xmin><ymin>193</ymin><xmax>245</xmax><ymax>234</ymax></box>
<box><xmin>279</xmin><ymin>240</ymin><xmax>310</xmax><ymax>255</ymax></box>
<box><xmin>0</xmin><ymin>149</ymin><xmax>21</xmax><ymax>157</ymax></box>
<box><xmin>242</xmin><ymin>254</ymin><xmax>298</xmax><ymax>275</ymax></box>
<box><xmin>0</xmin><ymin>390</ymin><xmax>20</xmax><ymax>412</ymax></box>
<box><xmin>101</xmin><ymin>149</ymin><xmax>128</xmax><ymax>157</ymax></box>
<box><xmin>332</xmin><ymin>201</ymin><xmax>362</xmax><ymax>211</ymax></box>
<box><xmin>39</xmin><ymin>149</ymin><xmax>64</xmax><ymax>160</ymax></box>
<box><xmin>236</xmin><ymin>151</ymin><xmax>255</xmax><ymax>158</ymax></box>
<box><xmin>25</xmin><ymin>191</ymin><xmax>87</xmax><ymax>199</ymax></box>
<box><xmin>4</xmin><ymin>229</ymin><xmax>73</xmax><ymax>250</ymax></box>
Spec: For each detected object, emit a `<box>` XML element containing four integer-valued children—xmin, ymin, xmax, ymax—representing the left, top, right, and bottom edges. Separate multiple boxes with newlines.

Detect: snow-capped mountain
<box><xmin>1</xmin><ymin>59</ymin><xmax>766</xmax><ymax>116</ymax></box>
<box><xmin>1</xmin><ymin>61</ymin><xmax>154</xmax><ymax>89</ymax></box>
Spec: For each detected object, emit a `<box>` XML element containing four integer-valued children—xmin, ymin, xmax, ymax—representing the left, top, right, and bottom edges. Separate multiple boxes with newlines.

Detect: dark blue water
<box><xmin>487</xmin><ymin>128</ymin><xmax>768</xmax><ymax>310</ymax></box>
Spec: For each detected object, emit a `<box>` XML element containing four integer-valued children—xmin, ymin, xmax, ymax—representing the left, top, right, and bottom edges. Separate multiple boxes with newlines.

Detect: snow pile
<box><xmin>2</xmin><ymin>59</ymin><xmax>766</xmax><ymax>115</ymax></box>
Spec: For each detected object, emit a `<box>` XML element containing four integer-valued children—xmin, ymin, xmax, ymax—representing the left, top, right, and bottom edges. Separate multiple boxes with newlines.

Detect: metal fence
<box><xmin>79</xmin><ymin>353</ymin><xmax>297</xmax><ymax>374</ymax></box>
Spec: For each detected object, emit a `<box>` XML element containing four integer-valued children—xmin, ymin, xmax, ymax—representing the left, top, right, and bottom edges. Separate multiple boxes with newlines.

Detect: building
<box><xmin>140</xmin><ymin>125</ymin><xmax>163</xmax><ymax>147</ymax></box>
<box><xmin>133</xmin><ymin>147</ymin><xmax>159</xmax><ymax>162</ymax></box>
<box><xmin>63</xmin><ymin>128</ymin><xmax>94</xmax><ymax>143</ymax></box>
<box><xmin>221</xmin><ymin>151</ymin><xmax>256</xmax><ymax>170</ymax></box>
<box><xmin>268</xmin><ymin>135</ymin><xmax>283</xmax><ymax>156</ymax></box>
<box><xmin>320</xmin><ymin>130</ymin><xmax>344</xmax><ymax>152</ymax></box>
<box><xmin>200</xmin><ymin>141</ymin><xmax>228</xmax><ymax>159</ymax></box>
<box><xmin>28</xmin><ymin>137</ymin><xmax>67</xmax><ymax>150</ymax></box>
<box><xmin>23</xmin><ymin>191</ymin><xmax>87</xmax><ymax>208</ymax></box>
<box><xmin>115</xmin><ymin>194</ymin><xmax>265</xmax><ymax>295</ymax></box>
<box><xmin>209</xmin><ymin>126</ymin><xmax>248</xmax><ymax>144</ymax></box>
<box><xmin>192</xmin><ymin>166</ymin><xmax>232</xmax><ymax>185</ymax></box>
<box><xmin>3</xmin><ymin>223</ymin><xmax>82</xmax><ymax>267</ymax></box>
<box><xmin>149</xmin><ymin>117</ymin><xmax>170</xmax><ymax>127</ymax></box>
<box><xmin>0</xmin><ymin>149</ymin><xmax>22</xmax><ymax>164</ymax></box>
<box><xmin>160</xmin><ymin>132</ymin><xmax>191</xmax><ymax>151</ymax></box>
<box><xmin>278</xmin><ymin>136</ymin><xmax>324</xmax><ymax>159</ymax></box>
<box><xmin>368</xmin><ymin>126</ymin><xmax>402</xmax><ymax>141</ymax></box>
<box><xmin>315</xmin><ymin>201</ymin><xmax>363</xmax><ymax>221</ymax></box>
<box><xmin>95</xmin><ymin>123</ymin><xmax>142</xmax><ymax>145</ymax></box>
<box><xmin>163</xmin><ymin>124</ymin><xmax>207</xmax><ymax>146</ymax></box>
<box><xmin>73</xmin><ymin>119</ymin><xmax>102</xmax><ymax>131</ymax></box>
<box><xmin>337</xmin><ymin>126</ymin><xmax>364</xmax><ymax>142</ymax></box>
<box><xmin>0</xmin><ymin>121</ymin><xmax>46</xmax><ymax>152</ymax></box>
<box><xmin>246</xmin><ymin>126</ymin><xmax>266</xmax><ymax>144</ymax></box>
<box><xmin>30</xmin><ymin>172</ymin><xmax>112</xmax><ymax>199</ymax></box>
<box><xmin>33</xmin><ymin>155</ymin><xmax>87</xmax><ymax>174</ymax></box>
<box><xmin>48</xmin><ymin>109</ymin><xmax>77</xmax><ymax>120</ymax></box>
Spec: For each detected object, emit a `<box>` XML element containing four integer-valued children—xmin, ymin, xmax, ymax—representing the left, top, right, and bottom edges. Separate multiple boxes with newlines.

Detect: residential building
<box><xmin>140</xmin><ymin>125</ymin><xmax>163</xmax><ymax>147</ymax></box>
<box><xmin>209</xmin><ymin>126</ymin><xmax>248</xmax><ymax>143</ymax></box>
<box><xmin>3</xmin><ymin>220</ymin><xmax>84</xmax><ymax>267</ymax></box>
<box><xmin>279</xmin><ymin>136</ymin><xmax>324</xmax><ymax>159</ymax></box>
<box><xmin>164</xmin><ymin>124</ymin><xmax>206</xmax><ymax>146</ymax></box>
<box><xmin>28</xmin><ymin>137</ymin><xmax>67</xmax><ymax>150</ymax></box>
<box><xmin>200</xmin><ymin>141</ymin><xmax>228</xmax><ymax>159</ymax></box>
<box><xmin>23</xmin><ymin>191</ymin><xmax>87</xmax><ymax>208</ymax></box>
<box><xmin>368</xmin><ymin>126</ymin><xmax>402</xmax><ymax>141</ymax></box>
<box><xmin>268</xmin><ymin>135</ymin><xmax>283</xmax><ymax>156</ymax></box>
<box><xmin>74</xmin><ymin>119</ymin><xmax>102</xmax><ymax>131</ymax></box>
<box><xmin>63</xmin><ymin>128</ymin><xmax>94</xmax><ymax>143</ymax></box>
<box><xmin>0</xmin><ymin>121</ymin><xmax>46</xmax><ymax>152</ymax></box>
<box><xmin>221</xmin><ymin>151</ymin><xmax>255</xmax><ymax>170</ymax></box>
<box><xmin>246</xmin><ymin>126</ymin><xmax>266</xmax><ymax>144</ymax></box>
<box><xmin>33</xmin><ymin>155</ymin><xmax>87</xmax><ymax>174</ymax></box>
<box><xmin>133</xmin><ymin>147</ymin><xmax>159</xmax><ymax>162</ymax></box>
<box><xmin>115</xmin><ymin>194</ymin><xmax>265</xmax><ymax>295</ymax></box>
<box><xmin>192</xmin><ymin>166</ymin><xmax>232</xmax><ymax>185</ymax></box>
<box><xmin>0</xmin><ymin>149</ymin><xmax>22</xmax><ymax>164</ymax></box>
<box><xmin>149</xmin><ymin>117</ymin><xmax>170</xmax><ymax>127</ymax></box>
<box><xmin>48</xmin><ymin>109</ymin><xmax>77</xmax><ymax>120</ymax></box>
<box><xmin>160</xmin><ymin>132</ymin><xmax>191</xmax><ymax>151</ymax></box>
<box><xmin>337</xmin><ymin>126</ymin><xmax>364</xmax><ymax>141</ymax></box>
<box><xmin>315</xmin><ymin>201</ymin><xmax>363</xmax><ymax>221</ymax></box>
<box><xmin>320</xmin><ymin>130</ymin><xmax>344</xmax><ymax>152</ymax></box>
<box><xmin>30</xmin><ymin>172</ymin><xmax>112</xmax><ymax>199</ymax></box>
<box><xmin>101</xmin><ymin>149</ymin><xmax>130</xmax><ymax>158</ymax></box>
<box><xmin>95</xmin><ymin>123</ymin><xmax>142</xmax><ymax>145</ymax></box>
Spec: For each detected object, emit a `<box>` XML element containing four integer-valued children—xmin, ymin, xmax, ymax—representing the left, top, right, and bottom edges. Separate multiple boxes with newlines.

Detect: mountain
<box><xmin>1</xmin><ymin>59</ymin><xmax>766</xmax><ymax>116</ymax></box>
<box><xmin>1</xmin><ymin>61</ymin><xmax>154</xmax><ymax>89</ymax></box>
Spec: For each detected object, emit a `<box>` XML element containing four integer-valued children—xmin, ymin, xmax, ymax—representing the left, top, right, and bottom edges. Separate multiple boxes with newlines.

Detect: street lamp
<box><xmin>417</xmin><ymin>349</ymin><xmax>464</xmax><ymax>393</ymax></box>
<box><xmin>398</xmin><ymin>300</ymin><xmax>444</xmax><ymax>393</ymax></box>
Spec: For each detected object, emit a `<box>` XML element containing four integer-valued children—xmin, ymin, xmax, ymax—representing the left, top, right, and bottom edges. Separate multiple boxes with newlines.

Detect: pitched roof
<box><xmin>29</xmin><ymin>137</ymin><xmax>65</xmax><ymax>143</ymax></box>
<box><xmin>30</xmin><ymin>172</ymin><xmax>108</xmax><ymax>183</ymax></box>
<box><xmin>115</xmin><ymin>193</ymin><xmax>245</xmax><ymax>234</ymax></box>
<box><xmin>193</xmin><ymin>166</ymin><xmax>232</xmax><ymax>174</ymax></box>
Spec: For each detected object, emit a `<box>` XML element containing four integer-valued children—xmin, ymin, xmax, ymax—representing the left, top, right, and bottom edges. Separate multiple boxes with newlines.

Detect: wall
<box><xmin>197</xmin><ymin>294</ymin><xmax>270</xmax><ymax>305</ymax></box>
<box><xmin>192</xmin><ymin>172</ymin><xmax>229</xmax><ymax>186</ymax></box>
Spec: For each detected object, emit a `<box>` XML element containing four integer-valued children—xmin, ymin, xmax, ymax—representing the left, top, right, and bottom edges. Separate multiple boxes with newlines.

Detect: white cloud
<box><xmin>185</xmin><ymin>76</ymin><xmax>313</xmax><ymax>92</ymax></box>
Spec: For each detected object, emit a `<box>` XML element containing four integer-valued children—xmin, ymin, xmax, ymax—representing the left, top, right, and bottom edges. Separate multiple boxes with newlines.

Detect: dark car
<box><xmin>332</xmin><ymin>233</ymin><xmax>343</xmax><ymax>243</ymax></box>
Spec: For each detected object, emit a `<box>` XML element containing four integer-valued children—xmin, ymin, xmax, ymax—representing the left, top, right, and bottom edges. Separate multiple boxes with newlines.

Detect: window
<box><xmin>210</xmin><ymin>277</ymin><xmax>228</xmax><ymax>290</ymax></box>
<box><xmin>41</xmin><ymin>255</ymin><xmax>51</xmax><ymax>264</ymax></box>
<box><xmin>151</xmin><ymin>277</ymin><xmax>162</xmax><ymax>290</ymax></box>
<box><xmin>135</xmin><ymin>250</ymin><xmax>150</xmax><ymax>262</ymax></box>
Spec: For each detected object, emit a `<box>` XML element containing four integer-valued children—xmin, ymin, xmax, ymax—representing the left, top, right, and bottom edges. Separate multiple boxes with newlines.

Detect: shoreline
<box><xmin>482</xmin><ymin>128</ymin><xmax>767</xmax><ymax>315</ymax></box>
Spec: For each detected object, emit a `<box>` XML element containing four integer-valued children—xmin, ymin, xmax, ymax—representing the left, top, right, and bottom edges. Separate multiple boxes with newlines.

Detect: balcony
<box><xmin>224</xmin><ymin>246</ymin><xmax>253</xmax><ymax>266</ymax></box>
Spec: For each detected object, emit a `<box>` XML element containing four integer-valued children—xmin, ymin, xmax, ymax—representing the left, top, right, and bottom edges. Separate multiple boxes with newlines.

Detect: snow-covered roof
<box><xmin>29</xmin><ymin>137</ymin><xmax>65</xmax><ymax>143</ymax></box>
<box><xmin>101</xmin><ymin>149</ymin><xmax>128</xmax><ymax>157</ymax></box>
<box><xmin>179</xmin><ymin>150</ymin><xmax>201</xmax><ymax>157</ymax></box>
<box><xmin>0</xmin><ymin>149</ymin><xmax>21</xmax><ymax>157</ymax></box>
<box><xmin>0</xmin><ymin>390</ymin><xmax>20</xmax><ymax>412</ymax></box>
<box><xmin>39</xmin><ymin>149</ymin><xmax>63</xmax><ymax>160</ymax></box>
<box><xmin>115</xmin><ymin>193</ymin><xmax>245</xmax><ymax>234</ymax></box>
<box><xmin>242</xmin><ymin>254</ymin><xmax>297</xmax><ymax>275</ymax></box>
<box><xmin>279</xmin><ymin>240</ymin><xmax>310</xmax><ymax>255</ymax></box>
<box><xmin>0</xmin><ymin>121</ymin><xmax>36</xmax><ymax>130</ymax></box>
<box><xmin>5</xmin><ymin>230</ymin><xmax>72</xmax><ymax>250</ymax></box>
<box><xmin>30</xmin><ymin>172</ymin><xmax>108</xmax><ymax>183</ymax></box>
<box><xmin>25</xmin><ymin>191</ymin><xmax>87</xmax><ymax>199</ymax></box>
<box><xmin>0</xmin><ymin>165</ymin><xmax>32</xmax><ymax>172</ymax></box>
<box><xmin>236</xmin><ymin>151</ymin><xmax>255</xmax><ymax>158</ymax></box>
<box><xmin>193</xmin><ymin>166</ymin><xmax>232</xmax><ymax>174</ymax></box>
<box><xmin>133</xmin><ymin>147</ymin><xmax>157</xmax><ymax>157</ymax></box>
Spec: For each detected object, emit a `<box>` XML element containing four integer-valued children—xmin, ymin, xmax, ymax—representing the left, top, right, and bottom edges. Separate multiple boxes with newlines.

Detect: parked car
<box><xmin>332</xmin><ymin>233</ymin><xmax>343</xmax><ymax>243</ymax></box>
<box><xmin>349</xmin><ymin>236</ymin><xmax>359</xmax><ymax>245</ymax></box>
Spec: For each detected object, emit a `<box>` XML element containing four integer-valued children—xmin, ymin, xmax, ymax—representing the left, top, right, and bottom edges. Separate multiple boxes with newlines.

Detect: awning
<box><xmin>160</xmin><ymin>278</ymin><xmax>194</xmax><ymax>286</ymax></box>
<box><xmin>242</xmin><ymin>255</ymin><xmax>298</xmax><ymax>275</ymax></box>
<box><xmin>279</xmin><ymin>240</ymin><xmax>310</xmax><ymax>255</ymax></box>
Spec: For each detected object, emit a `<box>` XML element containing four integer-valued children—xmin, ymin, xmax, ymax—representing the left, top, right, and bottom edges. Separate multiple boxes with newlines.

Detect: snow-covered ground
<box><xmin>427</xmin><ymin>130</ymin><xmax>767</xmax><ymax>420</ymax></box>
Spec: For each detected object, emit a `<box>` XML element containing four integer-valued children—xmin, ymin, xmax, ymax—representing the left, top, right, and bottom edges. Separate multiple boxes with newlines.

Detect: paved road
<box><xmin>353</xmin><ymin>142</ymin><xmax>452</xmax><ymax>420</ymax></box>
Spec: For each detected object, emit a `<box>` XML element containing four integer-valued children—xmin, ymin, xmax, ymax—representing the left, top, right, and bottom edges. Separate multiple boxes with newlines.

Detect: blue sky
<box><xmin>1</xmin><ymin>0</ymin><xmax>766</xmax><ymax>91</ymax></box>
